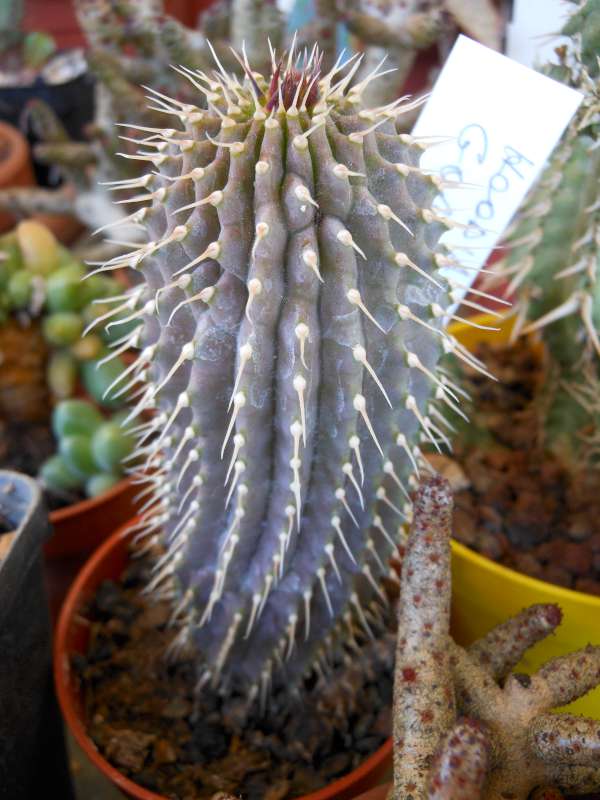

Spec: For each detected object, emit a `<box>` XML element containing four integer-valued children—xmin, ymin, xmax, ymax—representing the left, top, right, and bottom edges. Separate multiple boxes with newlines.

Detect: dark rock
<box><xmin>104</xmin><ymin>728</ymin><xmax>156</xmax><ymax>772</ymax></box>
<box><xmin>163</xmin><ymin>696</ymin><xmax>192</xmax><ymax>719</ymax></box>
<box><xmin>356</xmin><ymin>735</ymin><xmax>383</xmax><ymax>754</ymax></box>
<box><xmin>567</xmin><ymin>514</ymin><xmax>592</xmax><ymax>542</ymax></box>
<box><xmin>154</xmin><ymin>738</ymin><xmax>177</xmax><ymax>764</ymax></box>
<box><xmin>541</xmin><ymin>565</ymin><xmax>572</xmax><ymax>588</ymax></box>
<box><xmin>511</xmin><ymin>552</ymin><xmax>544</xmax><ymax>580</ymax></box>
<box><xmin>190</xmin><ymin>720</ymin><xmax>230</xmax><ymax>761</ymax></box>
<box><xmin>453</xmin><ymin>506</ymin><xmax>478</xmax><ymax>547</ymax></box>
<box><xmin>94</xmin><ymin>581</ymin><xmax>123</xmax><ymax>615</ymax></box>
<box><xmin>574</xmin><ymin>578</ymin><xmax>600</xmax><ymax>597</ymax></box>
<box><xmin>320</xmin><ymin>752</ymin><xmax>353</xmax><ymax>778</ymax></box>
<box><xmin>136</xmin><ymin>770</ymin><xmax>160</xmax><ymax>790</ymax></box>
<box><xmin>561</xmin><ymin>542</ymin><xmax>593</xmax><ymax>577</ymax></box>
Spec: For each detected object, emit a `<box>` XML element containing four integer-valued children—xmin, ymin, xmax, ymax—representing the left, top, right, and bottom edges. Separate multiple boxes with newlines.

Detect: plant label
<box><xmin>412</xmin><ymin>34</ymin><xmax>583</xmax><ymax>309</ymax></box>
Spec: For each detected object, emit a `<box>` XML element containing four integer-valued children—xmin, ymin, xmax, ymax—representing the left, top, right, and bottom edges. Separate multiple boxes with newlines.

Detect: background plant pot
<box><xmin>0</xmin><ymin>470</ymin><xmax>74</xmax><ymax>799</ymax></box>
<box><xmin>352</xmin><ymin>783</ymin><xmax>389</xmax><ymax>800</ymax></box>
<box><xmin>0</xmin><ymin>120</ymin><xmax>34</xmax><ymax>232</ymax></box>
<box><xmin>45</xmin><ymin>477</ymin><xmax>137</xmax><ymax>560</ymax></box>
<box><xmin>449</xmin><ymin>315</ymin><xmax>600</xmax><ymax>719</ymax></box>
<box><xmin>0</xmin><ymin>119</ymin><xmax>81</xmax><ymax>242</ymax></box>
<box><xmin>44</xmin><ymin>477</ymin><xmax>138</xmax><ymax>624</ymax></box>
<box><xmin>54</xmin><ymin>521</ymin><xmax>393</xmax><ymax>800</ymax></box>
<box><xmin>0</xmin><ymin>63</ymin><xmax>94</xmax><ymax>148</ymax></box>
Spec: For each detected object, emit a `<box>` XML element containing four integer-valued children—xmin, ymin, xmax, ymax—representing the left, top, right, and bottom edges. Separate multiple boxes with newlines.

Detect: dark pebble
<box><xmin>88</xmin><ymin>637</ymin><xmax>115</xmax><ymax>663</ymax></box>
<box><xmin>353</xmin><ymin>714</ymin><xmax>374</xmax><ymax>740</ymax></box>
<box><xmin>575</xmin><ymin>578</ymin><xmax>600</xmax><ymax>597</ymax></box>
<box><xmin>94</xmin><ymin>581</ymin><xmax>124</xmax><ymax>615</ymax></box>
<box><xmin>355</xmin><ymin>735</ymin><xmax>383</xmax><ymax>754</ymax></box>
<box><xmin>378</xmin><ymin>674</ymin><xmax>393</xmax><ymax>705</ymax></box>
<box><xmin>320</xmin><ymin>752</ymin><xmax>352</xmax><ymax>778</ymax></box>
<box><xmin>136</xmin><ymin>770</ymin><xmax>160</xmax><ymax>790</ymax></box>
<box><xmin>189</xmin><ymin>720</ymin><xmax>229</xmax><ymax>761</ymax></box>
<box><xmin>122</xmin><ymin>559</ymin><xmax>151</xmax><ymax>587</ymax></box>
<box><xmin>71</xmin><ymin>653</ymin><xmax>87</xmax><ymax>674</ymax></box>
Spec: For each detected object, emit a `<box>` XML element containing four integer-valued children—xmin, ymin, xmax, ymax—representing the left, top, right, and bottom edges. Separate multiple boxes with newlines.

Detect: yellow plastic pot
<box><xmin>449</xmin><ymin>314</ymin><xmax>600</xmax><ymax>719</ymax></box>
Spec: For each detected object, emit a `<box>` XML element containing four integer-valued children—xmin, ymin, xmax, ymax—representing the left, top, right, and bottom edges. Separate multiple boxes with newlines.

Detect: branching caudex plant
<box><xmin>93</xmin><ymin>43</ymin><xmax>491</xmax><ymax>710</ymax></box>
<box><xmin>489</xmin><ymin>0</ymin><xmax>600</xmax><ymax>469</ymax></box>
<box><xmin>393</xmin><ymin>476</ymin><xmax>600</xmax><ymax>799</ymax></box>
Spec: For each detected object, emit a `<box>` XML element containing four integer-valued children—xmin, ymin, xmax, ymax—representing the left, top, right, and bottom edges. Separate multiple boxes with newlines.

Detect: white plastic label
<box><xmin>412</xmin><ymin>35</ymin><xmax>583</xmax><ymax>304</ymax></box>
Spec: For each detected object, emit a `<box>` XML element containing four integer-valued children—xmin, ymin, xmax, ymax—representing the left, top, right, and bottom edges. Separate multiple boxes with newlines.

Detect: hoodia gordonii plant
<box><xmin>97</xmin><ymin>46</ymin><xmax>489</xmax><ymax>707</ymax></box>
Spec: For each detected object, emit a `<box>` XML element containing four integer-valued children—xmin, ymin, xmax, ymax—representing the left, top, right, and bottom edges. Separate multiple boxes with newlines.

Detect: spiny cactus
<box><xmin>392</xmin><ymin>476</ymin><xmax>600</xmax><ymax>800</ymax></box>
<box><xmin>490</xmin><ymin>0</ymin><xmax>600</xmax><ymax>468</ymax></box>
<box><xmin>93</xmin><ymin>44</ymin><xmax>490</xmax><ymax>704</ymax></box>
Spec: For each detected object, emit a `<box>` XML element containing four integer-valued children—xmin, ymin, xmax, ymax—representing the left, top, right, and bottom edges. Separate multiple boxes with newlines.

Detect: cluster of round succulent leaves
<box><xmin>97</xmin><ymin>42</ymin><xmax>489</xmax><ymax>703</ymax></box>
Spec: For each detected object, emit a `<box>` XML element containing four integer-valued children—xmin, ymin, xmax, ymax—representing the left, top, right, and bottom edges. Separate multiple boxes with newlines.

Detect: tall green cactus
<box><xmin>495</xmin><ymin>0</ymin><xmax>600</xmax><ymax>467</ymax></box>
<box><xmin>97</xmin><ymin>45</ymin><xmax>482</xmax><ymax>705</ymax></box>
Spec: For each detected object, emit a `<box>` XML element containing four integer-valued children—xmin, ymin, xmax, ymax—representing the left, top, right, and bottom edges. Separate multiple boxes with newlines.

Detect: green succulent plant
<box><xmin>492</xmin><ymin>0</ymin><xmax>600</xmax><ymax>469</ymax></box>
<box><xmin>40</xmin><ymin>399</ymin><xmax>135</xmax><ymax>498</ymax></box>
<box><xmin>0</xmin><ymin>220</ymin><xmax>136</xmax><ymax>405</ymax></box>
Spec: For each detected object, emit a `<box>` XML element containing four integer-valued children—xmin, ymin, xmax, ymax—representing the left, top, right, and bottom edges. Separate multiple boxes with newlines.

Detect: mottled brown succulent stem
<box><xmin>530</xmin><ymin>645</ymin><xmax>600</xmax><ymax>710</ymax></box>
<box><xmin>530</xmin><ymin>713</ymin><xmax>600</xmax><ymax>767</ymax></box>
<box><xmin>392</xmin><ymin>477</ymin><xmax>600</xmax><ymax>799</ymax></box>
<box><xmin>427</xmin><ymin>718</ymin><xmax>491</xmax><ymax>800</ymax></box>
<box><xmin>467</xmin><ymin>604</ymin><xmax>563</xmax><ymax>681</ymax></box>
<box><xmin>392</xmin><ymin>476</ymin><xmax>455</xmax><ymax>800</ymax></box>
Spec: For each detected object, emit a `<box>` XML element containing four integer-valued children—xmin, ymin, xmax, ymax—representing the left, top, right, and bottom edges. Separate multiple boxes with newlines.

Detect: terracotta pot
<box><xmin>43</xmin><ymin>478</ymin><xmax>139</xmax><ymax>625</ymax></box>
<box><xmin>0</xmin><ymin>120</ymin><xmax>82</xmax><ymax>243</ymax></box>
<box><xmin>352</xmin><ymin>784</ymin><xmax>389</xmax><ymax>800</ymax></box>
<box><xmin>0</xmin><ymin>121</ymin><xmax>34</xmax><ymax>233</ymax></box>
<box><xmin>54</xmin><ymin>521</ymin><xmax>393</xmax><ymax>800</ymax></box>
<box><xmin>45</xmin><ymin>477</ymin><xmax>137</xmax><ymax>560</ymax></box>
<box><xmin>449</xmin><ymin>314</ymin><xmax>600</xmax><ymax>720</ymax></box>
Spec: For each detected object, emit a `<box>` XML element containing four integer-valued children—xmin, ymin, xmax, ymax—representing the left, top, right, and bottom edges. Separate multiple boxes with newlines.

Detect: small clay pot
<box><xmin>0</xmin><ymin>120</ymin><xmax>34</xmax><ymax>233</ymax></box>
<box><xmin>46</xmin><ymin>477</ymin><xmax>137</xmax><ymax>560</ymax></box>
<box><xmin>0</xmin><ymin>120</ymin><xmax>82</xmax><ymax>243</ymax></box>
<box><xmin>54</xmin><ymin>520</ymin><xmax>393</xmax><ymax>800</ymax></box>
<box><xmin>352</xmin><ymin>784</ymin><xmax>389</xmax><ymax>800</ymax></box>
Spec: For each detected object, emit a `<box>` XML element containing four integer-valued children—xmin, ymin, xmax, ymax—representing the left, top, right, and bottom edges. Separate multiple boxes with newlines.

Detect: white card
<box><xmin>412</xmin><ymin>35</ymin><xmax>583</xmax><ymax>305</ymax></box>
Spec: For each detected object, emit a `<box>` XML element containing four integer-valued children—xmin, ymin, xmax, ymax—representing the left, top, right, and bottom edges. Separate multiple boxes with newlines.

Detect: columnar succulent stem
<box><xmin>101</xmin><ymin>44</ymin><xmax>469</xmax><ymax>699</ymax></box>
<box><xmin>490</xmin><ymin>0</ymin><xmax>600</xmax><ymax>468</ymax></box>
<box><xmin>393</xmin><ymin>476</ymin><xmax>455</xmax><ymax>797</ymax></box>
